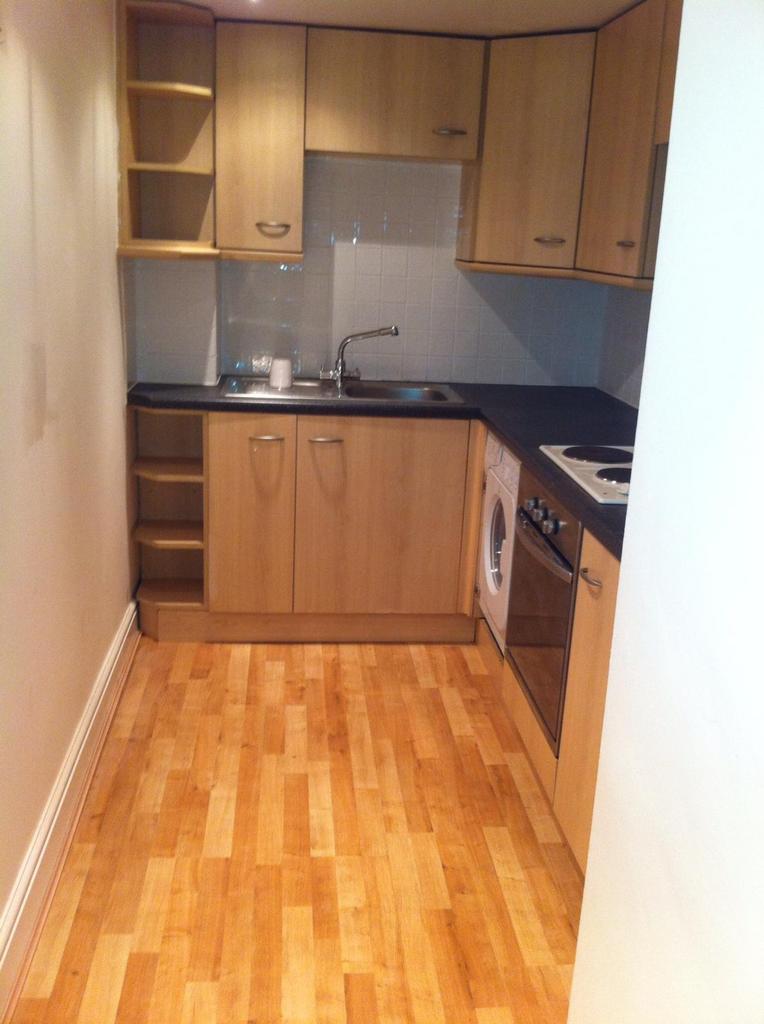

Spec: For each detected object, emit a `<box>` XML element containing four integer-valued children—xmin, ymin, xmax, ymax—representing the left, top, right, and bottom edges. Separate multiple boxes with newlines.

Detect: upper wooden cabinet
<box><xmin>294</xmin><ymin>416</ymin><xmax>470</xmax><ymax>614</ymax></box>
<box><xmin>305</xmin><ymin>28</ymin><xmax>485</xmax><ymax>160</ymax></box>
<box><xmin>576</xmin><ymin>0</ymin><xmax>667</xmax><ymax>278</ymax></box>
<box><xmin>553</xmin><ymin>532</ymin><xmax>620</xmax><ymax>872</ymax></box>
<box><xmin>457</xmin><ymin>33</ymin><xmax>595</xmax><ymax>269</ymax></box>
<box><xmin>654</xmin><ymin>0</ymin><xmax>684</xmax><ymax>145</ymax></box>
<box><xmin>216</xmin><ymin>23</ymin><xmax>306</xmax><ymax>257</ymax></box>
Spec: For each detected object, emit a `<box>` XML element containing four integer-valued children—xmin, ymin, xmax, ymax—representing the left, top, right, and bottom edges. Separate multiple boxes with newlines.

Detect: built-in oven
<box><xmin>505</xmin><ymin>467</ymin><xmax>582</xmax><ymax>754</ymax></box>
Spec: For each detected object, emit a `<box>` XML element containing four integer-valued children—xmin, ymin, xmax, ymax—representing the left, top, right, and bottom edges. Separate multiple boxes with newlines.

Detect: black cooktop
<box><xmin>562</xmin><ymin>445</ymin><xmax>633</xmax><ymax>464</ymax></box>
<box><xmin>596</xmin><ymin>466</ymin><xmax>632</xmax><ymax>484</ymax></box>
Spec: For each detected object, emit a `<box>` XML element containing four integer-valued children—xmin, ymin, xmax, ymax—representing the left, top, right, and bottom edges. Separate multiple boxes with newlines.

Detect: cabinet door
<box><xmin>654</xmin><ymin>0</ymin><xmax>683</xmax><ymax>145</ymax></box>
<box><xmin>576</xmin><ymin>0</ymin><xmax>666</xmax><ymax>277</ymax></box>
<box><xmin>216</xmin><ymin>23</ymin><xmax>306</xmax><ymax>255</ymax></box>
<box><xmin>553</xmin><ymin>532</ymin><xmax>620</xmax><ymax>872</ymax></box>
<box><xmin>207</xmin><ymin>413</ymin><xmax>297</xmax><ymax>613</ymax></box>
<box><xmin>468</xmin><ymin>34</ymin><xmax>594</xmax><ymax>268</ymax></box>
<box><xmin>294</xmin><ymin>416</ymin><xmax>470</xmax><ymax>614</ymax></box>
<box><xmin>305</xmin><ymin>28</ymin><xmax>484</xmax><ymax>160</ymax></box>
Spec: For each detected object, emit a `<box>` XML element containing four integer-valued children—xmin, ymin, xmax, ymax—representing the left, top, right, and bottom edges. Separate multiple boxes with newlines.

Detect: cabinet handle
<box><xmin>433</xmin><ymin>126</ymin><xmax>467</xmax><ymax>136</ymax></box>
<box><xmin>249</xmin><ymin>434</ymin><xmax>285</xmax><ymax>442</ymax></box>
<box><xmin>308</xmin><ymin>436</ymin><xmax>344</xmax><ymax>444</ymax></box>
<box><xmin>616</xmin><ymin>239</ymin><xmax>636</xmax><ymax>248</ymax></box>
<box><xmin>534</xmin><ymin>235</ymin><xmax>566</xmax><ymax>245</ymax></box>
<box><xmin>256</xmin><ymin>221</ymin><xmax>291</xmax><ymax>234</ymax></box>
<box><xmin>580</xmin><ymin>567</ymin><xmax>603</xmax><ymax>589</ymax></box>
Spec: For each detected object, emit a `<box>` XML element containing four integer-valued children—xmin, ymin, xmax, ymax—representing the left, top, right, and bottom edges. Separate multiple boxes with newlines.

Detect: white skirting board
<box><xmin>0</xmin><ymin>602</ymin><xmax>140</xmax><ymax>1018</ymax></box>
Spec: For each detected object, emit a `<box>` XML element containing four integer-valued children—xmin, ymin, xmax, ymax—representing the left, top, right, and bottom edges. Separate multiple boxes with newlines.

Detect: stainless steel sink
<box><xmin>222</xmin><ymin>377</ymin><xmax>463</xmax><ymax>405</ymax></box>
<box><xmin>223</xmin><ymin>378</ymin><xmax>337</xmax><ymax>400</ymax></box>
<box><xmin>342</xmin><ymin>382</ymin><xmax>459</xmax><ymax>403</ymax></box>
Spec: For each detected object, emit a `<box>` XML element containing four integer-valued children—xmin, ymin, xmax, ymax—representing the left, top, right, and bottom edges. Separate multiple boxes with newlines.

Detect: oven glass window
<box><xmin>490</xmin><ymin>499</ymin><xmax>506</xmax><ymax>590</ymax></box>
<box><xmin>506</xmin><ymin>512</ymin><xmax>574</xmax><ymax>751</ymax></box>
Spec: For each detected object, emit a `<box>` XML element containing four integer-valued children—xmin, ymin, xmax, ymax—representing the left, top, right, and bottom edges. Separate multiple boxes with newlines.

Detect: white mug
<box><xmin>269</xmin><ymin>357</ymin><xmax>293</xmax><ymax>390</ymax></box>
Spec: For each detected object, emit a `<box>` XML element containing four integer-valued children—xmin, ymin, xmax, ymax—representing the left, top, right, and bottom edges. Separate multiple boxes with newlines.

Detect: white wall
<box><xmin>0</xmin><ymin>0</ymin><xmax>130</xmax><ymax>987</ymax></box>
<box><xmin>569</xmin><ymin>2</ymin><xmax>764</xmax><ymax>1021</ymax></box>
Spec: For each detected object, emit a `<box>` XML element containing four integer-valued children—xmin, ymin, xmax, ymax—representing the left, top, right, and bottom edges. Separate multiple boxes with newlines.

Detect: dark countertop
<box><xmin>129</xmin><ymin>380</ymin><xmax>638</xmax><ymax>559</ymax></box>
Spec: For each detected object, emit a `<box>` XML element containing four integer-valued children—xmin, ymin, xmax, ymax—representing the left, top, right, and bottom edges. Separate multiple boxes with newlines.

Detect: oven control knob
<box><xmin>531</xmin><ymin>506</ymin><xmax>547</xmax><ymax>523</ymax></box>
<box><xmin>524</xmin><ymin>497</ymin><xmax>540</xmax><ymax>512</ymax></box>
<box><xmin>541</xmin><ymin>518</ymin><xmax>559</xmax><ymax>535</ymax></box>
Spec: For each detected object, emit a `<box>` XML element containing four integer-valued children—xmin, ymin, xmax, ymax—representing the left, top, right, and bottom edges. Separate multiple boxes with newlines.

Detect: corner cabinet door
<box><xmin>294</xmin><ymin>416</ymin><xmax>470</xmax><ymax>613</ymax></box>
<box><xmin>305</xmin><ymin>28</ymin><xmax>484</xmax><ymax>160</ymax></box>
<box><xmin>576</xmin><ymin>0</ymin><xmax>666</xmax><ymax>277</ymax></box>
<box><xmin>215</xmin><ymin>23</ymin><xmax>306</xmax><ymax>255</ymax></box>
<box><xmin>553</xmin><ymin>532</ymin><xmax>620</xmax><ymax>872</ymax></box>
<box><xmin>207</xmin><ymin>413</ymin><xmax>297</xmax><ymax>613</ymax></box>
<box><xmin>470</xmin><ymin>34</ymin><xmax>594</xmax><ymax>268</ymax></box>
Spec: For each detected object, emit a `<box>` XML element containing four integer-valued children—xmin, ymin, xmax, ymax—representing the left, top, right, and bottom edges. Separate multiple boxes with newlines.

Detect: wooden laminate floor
<box><xmin>11</xmin><ymin>640</ymin><xmax>582</xmax><ymax>1024</ymax></box>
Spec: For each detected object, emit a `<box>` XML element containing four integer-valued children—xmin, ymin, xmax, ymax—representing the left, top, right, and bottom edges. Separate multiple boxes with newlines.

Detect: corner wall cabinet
<box><xmin>457</xmin><ymin>33</ymin><xmax>595</xmax><ymax>270</ymax></box>
<box><xmin>575</xmin><ymin>0</ymin><xmax>668</xmax><ymax>278</ymax></box>
<box><xmin>305</xmin><ymin>28</ymin><xmax>485</xmax><ymax>160</ymax></box>
<box><xmin>457</xmin><ymin>0</ymin><xmax>681</xmax><ymax>289</ymax></box>
<box><xmin>136</xmin><ymin>411</ymin><xmax>481</xmax><ymax>642</ymax></box>
<box><xmin>117</xmin><ymin>0</ymin><xmax>217</xmax><ymax>259</ymax></box>
<box><xmin>654</xmin><ymin>0</ymin><xmax>684</xmax><ymax>146</ymax></box>
<box><xmin>553</xmin><ymin>531</ymin><xmax>621</xmax><ymax>872</ymax></box>
<box><xmin>215</xmin><ymin>23</ymin><xmax>307</xmax><ymax>259</ymax></box>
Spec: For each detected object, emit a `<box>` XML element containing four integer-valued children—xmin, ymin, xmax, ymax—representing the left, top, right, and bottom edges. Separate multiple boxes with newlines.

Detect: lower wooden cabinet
<box><xmin>207</xmin><ymin>412</ymin><xmax>297</xmax><ymax>612</ymax></box>
<box><xmin>294</xmin><ymin>416</ymin><xmax>470</xmax><ymax>613</ymax></box>
<box><xmin>202</xmin><ymin>413</ymin><xmax>475</xmax><ymax>632</ymax></box>
<box><xmin>553</xmin><ymin>531</ymin><xmax>621</xmax><ymax>871</ymax></box>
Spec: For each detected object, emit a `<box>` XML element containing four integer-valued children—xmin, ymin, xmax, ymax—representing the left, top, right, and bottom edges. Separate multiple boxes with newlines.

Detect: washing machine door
<box><xmin>479</xmin><ymin>471</ymin><xmax>515</xmax><ymax>646</ymax></box>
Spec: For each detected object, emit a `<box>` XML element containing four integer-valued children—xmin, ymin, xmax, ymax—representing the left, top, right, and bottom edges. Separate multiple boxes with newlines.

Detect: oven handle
<box><xmin>514</xmin><ymin>509</ymin><xmax>574</xmax><ymax>585</ymax></box>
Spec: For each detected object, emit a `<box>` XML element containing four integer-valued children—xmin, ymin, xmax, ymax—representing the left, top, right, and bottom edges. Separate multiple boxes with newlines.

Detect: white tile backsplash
<box><xmin>597</xmin><ymin>288</ymin><xmax>652</xmax><ymax>407</ymax></box>
<box><xmin>124</xmin><ymin>154</ymin><xmax>651</xmax><ymax>400</ymax></box>
<box><xmin>219</xmin><ymin>156</ymin><xmax>608</xmax><ymax>385</ymax></box>
<box><xmin>123</xmin><ymin>260</ymin><xmax>218</xmax><ymax>384</ymax></box>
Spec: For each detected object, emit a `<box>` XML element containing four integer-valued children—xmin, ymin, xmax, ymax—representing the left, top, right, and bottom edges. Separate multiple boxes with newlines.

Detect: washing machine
<box><xmin>478</xmin><ymin>433</ymin><xmax>521</xmax><ymax>648</ymax></box>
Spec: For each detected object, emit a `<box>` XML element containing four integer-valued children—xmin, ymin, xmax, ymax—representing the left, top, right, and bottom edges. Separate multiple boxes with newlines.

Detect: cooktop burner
<box><xmin>561</xmin><ymin>445</ymin><xmax>633</xmax><ymax>464</ymax></box>
<box><xmin>539</xmin><ymin>444</ymin><xmax>635</xmax><ymax>504</ymax></box>
<box><xmin>595</xmin><ymin>466</ymin><xmax>632</xmax><ymax>484</ymax></box>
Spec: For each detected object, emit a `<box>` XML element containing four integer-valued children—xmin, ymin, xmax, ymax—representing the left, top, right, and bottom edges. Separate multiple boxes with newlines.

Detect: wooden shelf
<box><xmin>127</xmin><ymin>80</ymin><xmax>213</xmax><ymax>101</ymax></box>
<box><xmin>137</xmin><ymin>579</ymin><xmax>204</xmax><ymax>607</ymax></box>
<box><xmin>133</xmin><ymin>520</ymin><xmax>204</xmax><ymax>549</ymax></box>
<box><xmin>218</xmin><ymin>248</ymin><xmax>304</xmax><ymax>264</ymax></box>
<box><xmin>128</xmin><ymin>161</ymin><xmax>213</xmax><ymax>177</ymax></box>
<box><xmin>118</xmin><ymin>240</ymin><xmax>218</xmax><ymax>260</ymax></box>
<box><xmin>133</xmin><ymin>457</ymin><xmax>204</xmax><ymax>483</ymax></box>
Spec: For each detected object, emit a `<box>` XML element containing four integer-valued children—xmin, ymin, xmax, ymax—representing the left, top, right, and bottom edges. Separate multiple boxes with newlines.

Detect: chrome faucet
<box><xmin>322</xmin><ymin>325</ymin><xmax>399</xmax><ymax>388</ymax></box>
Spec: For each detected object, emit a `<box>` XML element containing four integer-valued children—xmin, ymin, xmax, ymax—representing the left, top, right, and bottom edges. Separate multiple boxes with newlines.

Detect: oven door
<box><xmin>505</xmin><ymin>508</ymin><xmax>576</xmax><ymax>752</ymax></box>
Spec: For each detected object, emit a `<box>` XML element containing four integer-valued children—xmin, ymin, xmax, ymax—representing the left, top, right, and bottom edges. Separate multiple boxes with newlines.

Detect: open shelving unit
<box><xmin>132</xmin><ymin>409</ymin><xmax>206</xmax><ymax>626</ymax></box>
<box><xmin>133</xmin><ymin>456</ymin><xmax>204</xmax><ymax>483</ymax></box>
<box><xmin>118</xmin><ymin>0</ymin><xmax>217</xmax><ymax>259</ymax></box>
